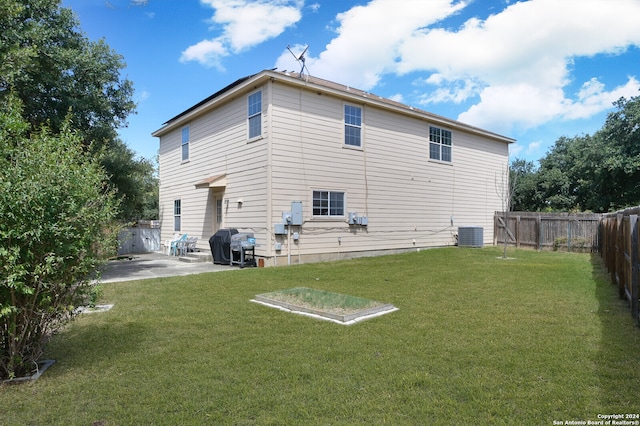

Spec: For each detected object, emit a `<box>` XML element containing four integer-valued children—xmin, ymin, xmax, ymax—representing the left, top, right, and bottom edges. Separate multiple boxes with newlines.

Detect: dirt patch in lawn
<box><xmin>252</xmin><ymin>287</ymin><xmax>397</xmax><ymax>325</ymax></box>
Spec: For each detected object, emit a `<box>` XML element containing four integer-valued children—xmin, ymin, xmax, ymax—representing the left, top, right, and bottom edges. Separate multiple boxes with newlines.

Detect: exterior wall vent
<box><xmin>458</xmin><ymin>226</ymin><xmax>483</xmax><ymax>247</ymax></box>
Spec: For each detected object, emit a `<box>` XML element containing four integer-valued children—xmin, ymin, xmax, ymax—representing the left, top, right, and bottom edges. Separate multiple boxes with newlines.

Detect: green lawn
<box><xmin>2</xmin><ymin>247</ymin><xmax>639</xmax><ymax>425</ymax></box>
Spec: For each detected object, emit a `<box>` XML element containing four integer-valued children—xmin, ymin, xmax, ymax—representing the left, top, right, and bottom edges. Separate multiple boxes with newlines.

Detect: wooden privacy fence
<box><xmin>600</xmin><ymin>207</ymin><xmax>640</xmax><ymax>327</ymax></box>
<box><xmin>494</xmin><ymin>211</ymin><xmax>601</xmax><ymax>252</ymax></box>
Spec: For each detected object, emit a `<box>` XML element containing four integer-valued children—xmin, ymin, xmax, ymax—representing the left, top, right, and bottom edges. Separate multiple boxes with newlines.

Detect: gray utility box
<box><xmin>274</xmin><ymin>223</ymin><xmax>286</xmax><ymax>235</ymax></box>
<box><xmin>291</xmin><ymin>201</ymin><xmax>303</xmax><ymax>225</ymax></box>
<box><xmin>458</xmin><ymin>226</ymin><xmax>483</xmax><ymax>247</ymax></box>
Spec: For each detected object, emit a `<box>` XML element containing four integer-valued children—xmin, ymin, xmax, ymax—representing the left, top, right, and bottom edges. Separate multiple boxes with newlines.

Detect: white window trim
<box><xmin>181</xmin><ymin>125</ymin><xmax>190</xmax><ymax>162</ymax></box>
<box><xmin>343</xmin><ymin>103</ymin><xmax>363</xmax><ymax>150</ymax></box>
<box><xmin>174</xmin><ymin>199</ymin><xmax>181</xmax><ymax>232</ymax></box>
<box><xmin>311</xmin><ymin>190</ymin><xmax>346</xmax><ymax>219</ymax></box>
<box><xmin>247</xmin><ymin>90</ymin><xmax>263</xmax><ymax>141</ymax></box>
<box><xmin>428</xmin><ymin>125</ymin><xmax>453</xmax><ymax>164</ymax></box>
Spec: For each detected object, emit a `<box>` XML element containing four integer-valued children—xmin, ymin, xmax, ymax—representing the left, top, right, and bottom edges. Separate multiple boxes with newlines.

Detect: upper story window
<box><xmin>248</xmin><ymin>91</ymin><xmax>262</xmax><ymax>139</ymax></box>
<box><xmin>344</xmin><ymin>104</ymin><xmax>362</xmax><ymax>147</ymax></box>
<box><xmin>313</xmin><ymin>190</ymin><xmax>345</xmax><ymax>217</ymax></box>
<box><xmin>181</xmin><ymin>126</ymin><xmax>190</xmax><ymax>161</ymax></box>
<box><xmin>429</xmin><ymin>126</ymin><xmax>452</xmax><ymax>163</ymax></box>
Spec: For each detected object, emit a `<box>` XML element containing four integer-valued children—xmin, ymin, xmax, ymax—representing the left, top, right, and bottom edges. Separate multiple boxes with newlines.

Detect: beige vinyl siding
<box><xmin>156</xmin><ymin>71</ymin><xmax>510</xmax><ymax>263</ymax></box>
<box><xmin>268</xmin><ymin>82</ymin><xmax>507</xmax><ymax>257</ymax></box>
<box><xmin>158</xmin><ymin>89</ymin><xmax>269</xmax><ymax>253</ymax></box>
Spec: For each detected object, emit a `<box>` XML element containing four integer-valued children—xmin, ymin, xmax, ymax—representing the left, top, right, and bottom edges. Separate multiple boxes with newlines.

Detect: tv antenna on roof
<box><xmin>287</xmin><ymin>45</ymin><xmax>309</xmax><ymax>79</ymax></box>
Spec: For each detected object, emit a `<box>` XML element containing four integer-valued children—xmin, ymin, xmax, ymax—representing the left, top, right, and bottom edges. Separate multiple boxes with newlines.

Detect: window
<box><xmin>174</xmin><ymin>199</ymin><xmax>181</xmax><ymax>231</ymax></box>
<box><xmin>429</xmin><ymin>126</ymin><xmax>452</xmax><ymax>162</ymax></box>
<box><xmin>248</xmin><ymin>91</ymin><xmax>262</xmax><ymax>139</ymax></box>
<box><xmin>344</xmin><ymin>104</ymin><xmax>362</xmax><ymax>147</ymax></box>
<box><xmin>181</xmin><ymin>126</ymin><xmax>189</xmax><ymax>161</ymax></box>
<box><xmin>216</xmin><ymin>199</ymin><xmax>222</xmax><ymax>225</ymax></box>
<box><xmin>313</xmin><ymin>190</ymin><xmax>345</xmax><ymax>217</ymax></box>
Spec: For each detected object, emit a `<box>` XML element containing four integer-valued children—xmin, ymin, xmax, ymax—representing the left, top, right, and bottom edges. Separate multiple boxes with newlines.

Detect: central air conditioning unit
<box><xmin>458</xmin><ymin>226</ymin><xmax>483</xmax><ymax>247</ymax></box>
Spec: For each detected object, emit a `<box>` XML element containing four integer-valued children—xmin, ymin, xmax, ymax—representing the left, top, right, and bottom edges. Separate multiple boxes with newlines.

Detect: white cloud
<box><xmin>526</xmin><ymin>140</ymin><xmax>542</xmax><ymax>156</ymax></box>
<box><xmin>308</xmin><ymin>2</ymin><xmax>320</xmax><ymax>13</ymax></box>
<box><xmin>137</xmin><ymin>90</ymin><xmax>151</xmax><ymax>102</ymax></box>
<box><xmin>459</xmin><ymin>84</ymin><xmax>568</xmax><ymax>133</ymax></box>
<box><xmin>418</xmin><ymin>78</ymin><xmax>482</xmax><ymax>105</ymax></box>
<box><xmin>509</xmin><ymin>140</ymin><xmax>542</xmax><ymax>159</ymax></box>
<box><xmin>302</xmin><ymin>0</ymin><xmax>468</xmax><ymax>90</ymax></box>
<box><xmin>508</xmin><ymin>143</ymin><xmax>522</xmax><ymax>158</ymax></box>
<box><xmin>563</xmin><ymin>77</ymin><xmax>640</xmax><ymax>120</ymax></box>
<box><xmin>388</xmin><ymin>93</ymin><xmax>404</xmax><ymax>103</ymax></box>
<box><xmin>303</xmin><ymin>0</ymin><xmax>640</xmax><ymax>133</ymax></box>
<box><xmin>181</xmin><ymin>39</ymin><xmax>228</xmax><ymax>70</ymax></box>
<box><xmin>180</xmin><ymin>0</ymin><xmax>640</xmax><ymax>135</ymax></box>
<box><xmin>180</xmin><ymin>0</ymin><xmax>303</xmax><ymax>67</ymax></box>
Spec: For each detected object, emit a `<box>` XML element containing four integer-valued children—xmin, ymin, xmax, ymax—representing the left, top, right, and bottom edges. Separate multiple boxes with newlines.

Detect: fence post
<box><xmin>536</xmin><ymin>216</ymin><xmax>542</xmax><ymax>250</ymax></box>
<box><xmin>616</xmin><ymin>214</ymin><xmax>624</xmax><ymax>298</ymax></box>
<box><xmin>630</xmin><ymin>215</ymin><xmax>639</xmax><ymax>327</ymax></box>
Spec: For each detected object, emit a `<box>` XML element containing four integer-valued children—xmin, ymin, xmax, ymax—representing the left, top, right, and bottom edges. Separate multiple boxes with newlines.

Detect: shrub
<box><xmin>553</xmin><ymin>236</ymin><xmax>588</xmax><ymax>252</ymax></box>
<box><xmin>0</xmin><ymin>98</ymin><xmax>119</xmax><ymax>380</ymax></box>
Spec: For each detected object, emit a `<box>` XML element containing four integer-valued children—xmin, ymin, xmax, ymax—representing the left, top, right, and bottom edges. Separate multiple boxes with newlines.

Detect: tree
<box><xmin>0</xmin><ymin>96</ymin><xmax>119</xmax><ymax>380</ymax></box>
<box><xmin>598</xmin><ymin>95</ymin><xmax>640</xmax><ymax>209</ymax></box>
<box><xmin>0</xmin><ymin>0</ymin><xmax>157</xmax><ymax>221</ymax></box>
<box><xmin>496</xmin><ymin>161</ymin><xmax>517</xmax><ymax>258</ymax></box>
<box><xmin>510</xmin><ymin>158</ymin><xmax>542</xmax><ymax>212</ymax></box>
<box><xmin>101</xmin><ymin>141</ymin><xmax>158</xmax><ymax>221</ymax></box>
<box><xmin>536</xmin><ymin>136</ymin><xmax>580</xmax><ymax>211</ymax></box>
<box><xmin>0</xmin><ymin>0</ymin><xmax>134</xmax><ymax>146</ymax></box>
<box><xmin>513</xmin><ymin>93</ymin><xmax>640</xmax><ymax>213</ymax></box>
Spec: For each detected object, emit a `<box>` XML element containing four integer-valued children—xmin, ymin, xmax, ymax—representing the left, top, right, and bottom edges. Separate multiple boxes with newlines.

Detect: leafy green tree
<box><xmin>510</xmin><ymin>158</ymin><xmax>542</xmax><ymax>211</ymax></box>
<box><xmin>0</xmin><ymin>97</ymin><xmax>119</xmax><ymax>380</ymax></box>
<box><xmin>510</xmin><ymin>93</ymin><xmax>640</xmax><ymax>213</ymax></box>
<box><xmin>102</xmin><ymin>141</ymin><xmax>158</xmax><ymax>221</ymax></box>
<box><xmin>535</xmin><ymin>137</ymin><xmax>578</xmax><ymax>211</ymax></box>
<box><xmin>598</xmin><ymin>95</ymin><xmax>640</xmax><ymax>209</ymax></box>
<box><xmin>0</xmin><ymin>0</ymin><xmax>134</xmax><ymax>145</ymax></box>
<box><xmin>1</xmin><ymin>0</ymin><xmax>157</xmax><ymax>220</ymax></box>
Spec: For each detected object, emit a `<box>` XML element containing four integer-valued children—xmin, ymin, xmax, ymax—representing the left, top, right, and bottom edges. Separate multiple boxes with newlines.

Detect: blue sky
<box><xmin>61</xmin><ymin>0</ymin><xmax>640</xmax><ymax>166</ymax></box>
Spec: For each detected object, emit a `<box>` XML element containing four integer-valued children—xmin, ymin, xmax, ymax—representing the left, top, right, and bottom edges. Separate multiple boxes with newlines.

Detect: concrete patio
<box><xmin>97</xmin><ymin>251</ymin><xmax>238</xmax><ymax>283</ymax></box>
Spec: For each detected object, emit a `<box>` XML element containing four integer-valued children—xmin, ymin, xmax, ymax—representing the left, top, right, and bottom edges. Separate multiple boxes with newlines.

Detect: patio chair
<box><xmin>177</xmin><ymin>236</ymin><xmax>197</xmax><ymax>256</ymax></box>
<box><xmin>170</xmin><ymin>233</ymin><xmax>188</xmax><ymax>256</ymax></box>
<box><xmin>184</xmin><ymin>237</ymin><xmax>198</xmax><ymax>254</ymax></box>
<box><xmin>163</xmin><ymin>233</ymin><xmax>181</xmax><ymax>255</ymax></box>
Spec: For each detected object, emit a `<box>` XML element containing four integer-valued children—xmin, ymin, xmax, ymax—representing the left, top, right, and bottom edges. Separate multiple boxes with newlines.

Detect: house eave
<box><xmin>152</xmin><ymin>69</ymin><xmax>515</xmax><ymax>145</ymax></box>
<box><xmin>269</xmin><ymin>72</ymin><xmax>515</xmax><ymax>145</ymax></box>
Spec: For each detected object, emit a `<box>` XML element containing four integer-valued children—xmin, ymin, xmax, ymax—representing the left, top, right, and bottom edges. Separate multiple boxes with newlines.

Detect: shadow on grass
<box><xmin>45</xmin><ymin>318</ymin><xmax>149</xmax><ymax>373</ymax></box>
<box><xmin>590</xmin><ymin>253</ymin><xmax>640</xmax><ymax>411</ymax></box>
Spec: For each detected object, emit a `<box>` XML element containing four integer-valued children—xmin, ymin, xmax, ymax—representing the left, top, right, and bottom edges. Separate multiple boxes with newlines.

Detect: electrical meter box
<box><xmin>274</xmin><ymin>223</ymin><xmax>286</xmax><ymax>235</ymax></box>
<box><xmin>291</xmin><ymin>201</ymin><xmax>303</xmax><ymax>225</ymax></box>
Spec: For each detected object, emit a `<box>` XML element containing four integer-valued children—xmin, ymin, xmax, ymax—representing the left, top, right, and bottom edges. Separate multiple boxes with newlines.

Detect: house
<box><xmin>152</xmin><ymin>69</ymin><xmax>514</xmax><ymax>266</ymax></box>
